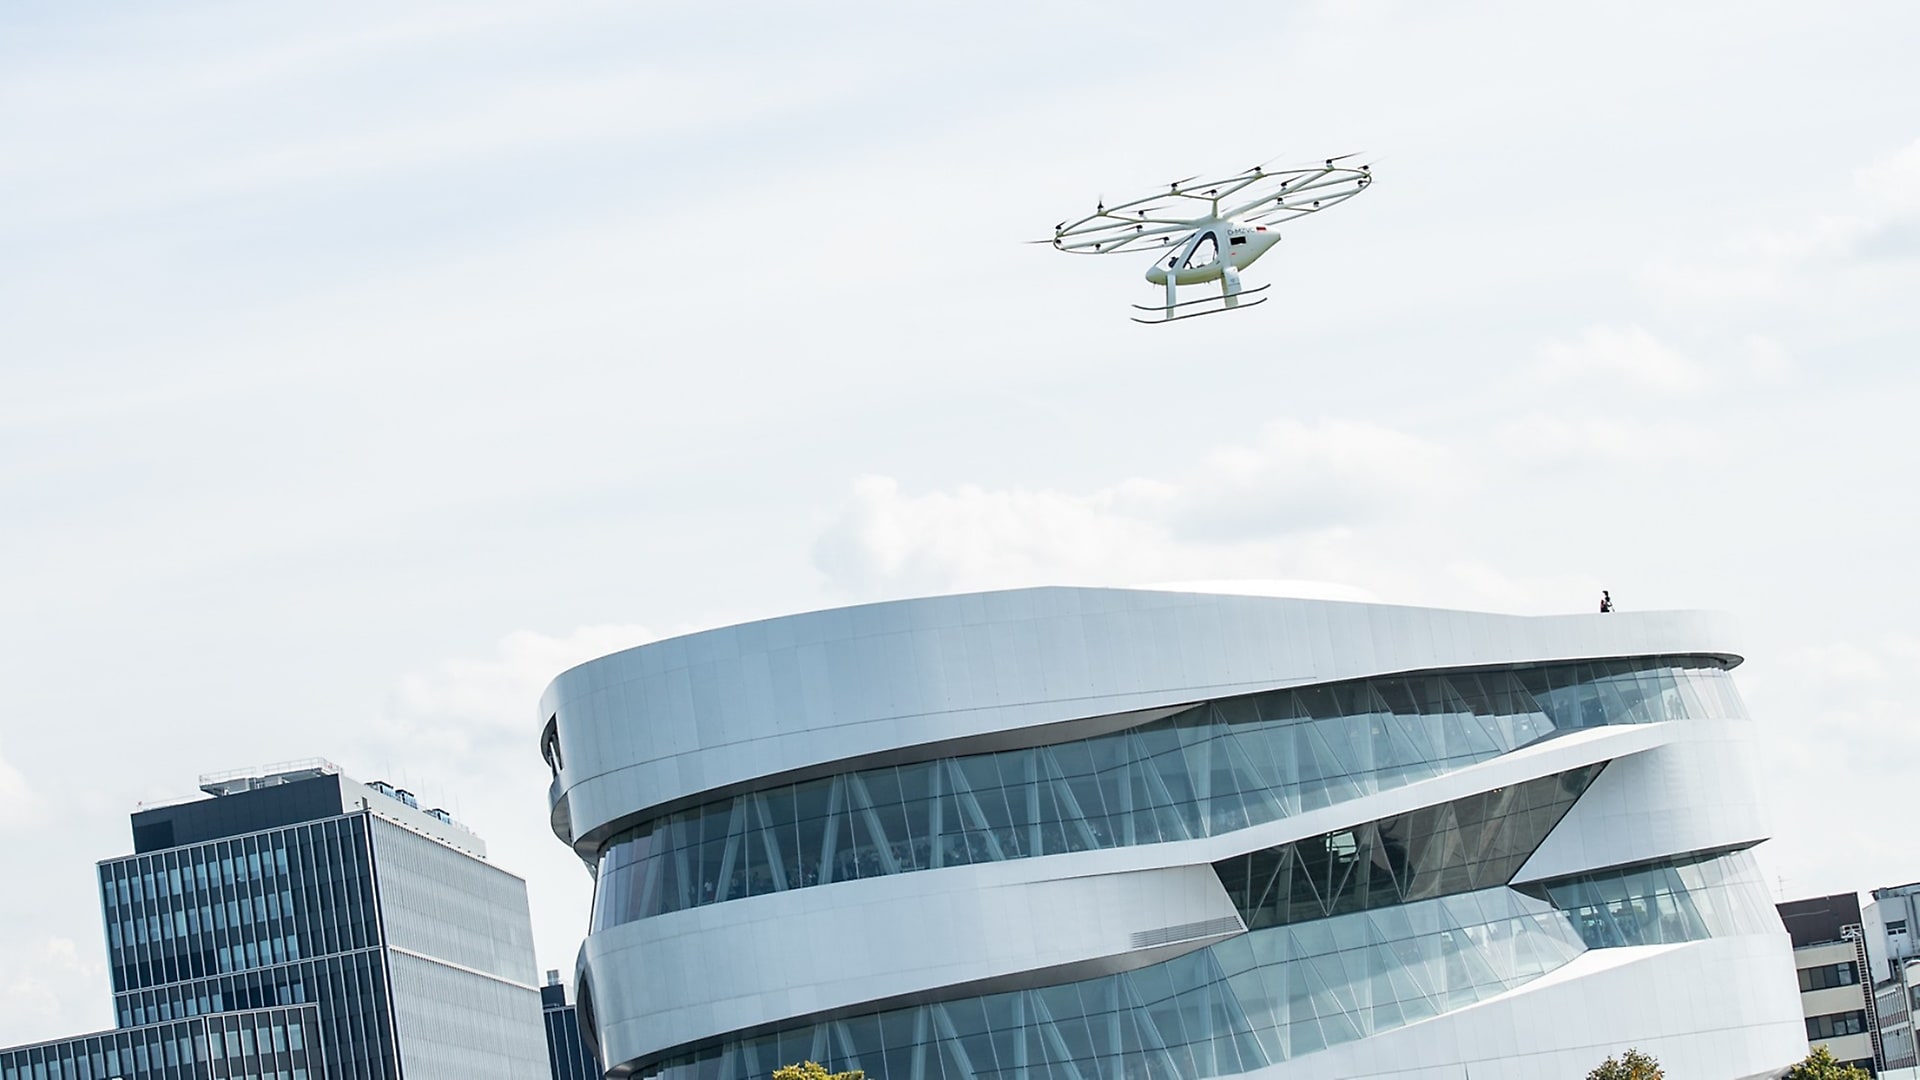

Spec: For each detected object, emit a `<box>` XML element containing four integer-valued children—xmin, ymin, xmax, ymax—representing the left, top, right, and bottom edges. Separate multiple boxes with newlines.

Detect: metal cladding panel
<box><xmin>585</xmin><ymin>862</ymin><xmax>1244</xmax><ymax>1068</ymax></box>
<box><xmin>368</xmin><ymin>819</ymin><xmax>547</xmax><ymax>1080</ymax></box>
<box><xmin>385</xmin><ymin>951</ymin><xmax>549</xmax><ymax>1080</ymax></box>
<box><xmin>544</xmin><ymin>587</ymin><xmax>1738</xmax><ymax>849</ymax></box>
<box><xmin>1514</xmin><ymin>716</ymin><xmax>1772</xmax><ymax>882</ymax></box>
<box><xmin>368</xmin><ymin>818</ymin><xmax>537</xmax><ymax>985</ymax></box>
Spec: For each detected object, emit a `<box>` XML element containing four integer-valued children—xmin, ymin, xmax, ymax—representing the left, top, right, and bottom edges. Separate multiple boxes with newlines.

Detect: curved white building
<box><xmin>540</xmin><ymin>587</ymin><xmax>1806</xmax><ymax>1080</ymax></box>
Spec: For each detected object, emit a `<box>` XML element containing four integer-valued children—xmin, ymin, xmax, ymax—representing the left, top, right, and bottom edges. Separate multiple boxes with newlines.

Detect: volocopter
<box><xmin>1041</xmin><ymin>154</ymin><xmax>1373</xmax><ymax>324</ymax></box>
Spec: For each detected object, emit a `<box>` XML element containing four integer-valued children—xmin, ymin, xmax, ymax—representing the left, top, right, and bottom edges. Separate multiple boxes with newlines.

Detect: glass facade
<box><xmin>543</xmin><ymin>1002</ymin><xmax>597</xmax><ymax>1080</ymax></box>
<box><xmin>1214</xmin><ymin>766</ymin><xmax>1603</xmax><ymax>927</ymax></box>
<box><xmin>643</xmin><ymin>846</ymin><xmax>1778</xmax><ymax>1080</ymax></box>
<box><xmin>99</xmin><ymin>815</ymin><xmax>398</xmax><ymax>1080</ymax></box>
<box><xmin>594</xmin><ymin>658</ymin><xmax>1742</xmax><ymax>929</ymax></box>
<box><xmin>0</xmin><ymin>1006</ymin><xmax>319</xmax><ymax>1080</ymax></box>
<box><xmin>1514</xmin><ymin>848</ymin><xmax>1787</xmax><ymax>949</ymax></box>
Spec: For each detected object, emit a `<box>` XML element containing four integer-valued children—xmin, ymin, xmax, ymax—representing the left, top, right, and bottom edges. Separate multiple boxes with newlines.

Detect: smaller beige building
<box><xmin>1779</xmin><ymin>892</ymin><xmax>1880</xmax><ymax>1073</ymax></box>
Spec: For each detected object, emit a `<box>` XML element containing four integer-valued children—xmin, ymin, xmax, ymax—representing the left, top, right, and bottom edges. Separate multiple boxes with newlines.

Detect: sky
<box><xmin>2</xmin><ymin>0</ymin><xmax>1918</xmax><ymax>1048</ymax></box>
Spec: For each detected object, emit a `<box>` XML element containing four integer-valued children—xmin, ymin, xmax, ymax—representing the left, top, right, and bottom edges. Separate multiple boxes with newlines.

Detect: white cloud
<box><xmin>1492</xmin><ymin>413</ymin><xmax>1723</xmax><ymax>467</ymax></box>
<box><xmin>0</xmin><ymin>748</ymin><xmax>38</xmax><ymax>830</ymax></box>
<box><xmin>1791</xmin><ymin>641</ymin><xmax>1891</xmax><ymax>684</ymax></box>
<box><xmin>1535</xmin><ymin>324</ymin><xmax>1710</xmax><ymax>395</ymax></box>
<box><xmin>813</xmin><ymin>420</ymin><xmax>1454</xmax><ymax>598</ymax></box>
<box><xmin>1642</xmin><ymin>138</ymin><xmax>1920</xmax><ymax>305</ymax></box>
<box><xmin>1740</xmin><ymin>334</ymin><xmax>1794</xmax><ymax>383</ymax></box>
<box><xmin>812</xmin><ymin>476</ymin><xmax>1172</xmax><ymax>597</ymax></box>
<box><xmin>389</xmin><ymin>624</ymin><xmax>656</xmax><ymax>748</ymax></box>
<box><xmin>1856</xmin><ymin>139</ymin><xmax>1920</xmax><ymax>218</ymax></box>
<box><xmin>1160</xmin><ymin>419</ymin><xmax>1460</xmax><ymax>539</ymax></box>
<box><xmin>0</xmin><ymin>938</ymin><xmax>103</xmax><ymax>1045</ymax></box>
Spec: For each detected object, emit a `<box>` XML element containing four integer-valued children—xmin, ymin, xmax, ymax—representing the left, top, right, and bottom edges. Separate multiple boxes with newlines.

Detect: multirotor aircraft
<box><xmin>1042</xmin><ymin>156</ymin><xmax>1373</xmax><ymax>324</ymax></box>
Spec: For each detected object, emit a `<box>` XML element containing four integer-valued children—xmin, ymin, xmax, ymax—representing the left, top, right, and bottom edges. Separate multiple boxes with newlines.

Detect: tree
<box><xmin>1782</xmin><ymin>1046</ymin><xmax>1872</xmax><ymax>1079</ymax></box>
<box><xmin>1585</xmin><ymin>1048</ymin><xmax>1664</xmax><ymax>1080</ymax></box>
<box><xmin>774</xmin><ymin>1063</ymin><xmax>864</xmax><ymax>1080</ymax></box>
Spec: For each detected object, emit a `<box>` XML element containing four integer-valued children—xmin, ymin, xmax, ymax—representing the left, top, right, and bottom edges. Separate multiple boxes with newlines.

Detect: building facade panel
<box><xmin>367</xmin><ymin>819</ymin><xmax>549</xmax><ymax>1080</ymax></box>
<box><xmin>544</xmin><ymin>589</ymin><xmax>1737</xmax><ymax>854</ymax></box>
<box><xmin>367</xmin><ymin>819</ymin><xmax>536</xmax><ymax>984</ymax></box>
<box><xmin>1511</xmin><ymin>716</ymin><xmax>1769</xmax><ymax>882</ymax></box>
<box><xmin>549</xmin><ymin>588</ymin><xmax>1801</xmax><ymax>1080</ymax></box>
<box><xmin>383</xmin><ymin>953</ymin><xmax>549</xmax><ymax>1080</ymax></box>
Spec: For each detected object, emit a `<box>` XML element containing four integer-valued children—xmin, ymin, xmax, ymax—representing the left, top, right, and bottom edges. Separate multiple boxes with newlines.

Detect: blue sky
<box><xmin>3</xmin><ymin>0</ymin><xmax>1918</xmax><ymax>1045</ymax></box>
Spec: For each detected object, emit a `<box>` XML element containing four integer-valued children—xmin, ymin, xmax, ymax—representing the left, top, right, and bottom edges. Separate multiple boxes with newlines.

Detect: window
<box><xmin>1892</xmin><ymin>919</ymin><xmax>1909</xmax><ymax>935</ymax></box>
<box><xmin>1799</xmin><ymin>962</ymin><xmax>1861</xmax><ymax>991</ymax></box>
<box><xmin>1182</xmin><ymin>232</ymin><xmax>1218</xmax><ymax>269</ymax></box>
<box><xmin>542</xmin><ymin>715</ymin><xmax>565</xmax><ymax>777</ymax></box>
<box><xmin>1807</xmin><ymin>1010</ymin><xmax>1870</xmax><ymax>1040</ymax></box>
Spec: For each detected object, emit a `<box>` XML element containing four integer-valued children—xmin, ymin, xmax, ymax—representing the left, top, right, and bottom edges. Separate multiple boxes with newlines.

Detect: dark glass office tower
<box><xmin>0</xmin><ymin>1005</ymin><xmax>322</xmax><ymax>1080</ymax></box>
<box><xmin>540</xmin><ymin>971</ymin><xmax>598</xmax><ymax>1080</ymax></box>
<box><xmin>89</xmin><ymin>761</ymin><xmax>548</xmax><ymax>1080</ymax></box>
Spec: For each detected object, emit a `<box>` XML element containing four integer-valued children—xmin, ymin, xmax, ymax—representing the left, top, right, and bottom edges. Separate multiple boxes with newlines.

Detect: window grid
<box><xmin>0</xmin><ymin>1006</ymin><xmax>318</xmax><ymax>1080</ymax></box>
<box><xmin>97</xmin><ymin>814</ymin><xmax>398</xmax><ymax>1080</ymax></box>
<box><xmin>595</xmin><ymin>659</ymin><xmax>1743</xmax><ymax>929</ymax></box>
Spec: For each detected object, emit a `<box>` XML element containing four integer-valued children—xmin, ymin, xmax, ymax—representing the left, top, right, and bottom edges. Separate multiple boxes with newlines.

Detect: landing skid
<box><xmin>1130</xmin><ymin>284</ymin><xmax>1271</xmax><ymax>324</ymax></box>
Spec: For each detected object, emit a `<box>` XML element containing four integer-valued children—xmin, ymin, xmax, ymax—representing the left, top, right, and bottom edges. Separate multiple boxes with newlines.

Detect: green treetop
<box><xmin>773</xmin><ymin>1063</ymin><xmax>865</xmax><ymax>1080</ymax></box>
<box><xmin>1782</xmin><ymin>1046</ymin><xmax>1872</xmax><ymax>1079</ymax></box>
<box><xmin>1585</xmin><ymin>1048</ymin><xmax>1664</xmax><ymax>1080</ymax></box>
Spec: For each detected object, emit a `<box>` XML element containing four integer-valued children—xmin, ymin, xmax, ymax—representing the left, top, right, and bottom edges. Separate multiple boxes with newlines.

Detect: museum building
<box><xmin>541</xmin><ymin>586</ymin><xmax>1809</xmax><ymax>1080</ymax></box>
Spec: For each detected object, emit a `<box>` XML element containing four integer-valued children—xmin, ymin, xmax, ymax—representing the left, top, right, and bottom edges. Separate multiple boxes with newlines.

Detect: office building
<box><xmin>0</xmin><ymin>1006</ymin><xmax>323</xmax><ymax>1080</ymax></box>
<box><xmin>2</xmin><ymin>760</ymin><xmax>549</xmax><ymax>1080</ymax></box>
<box><xmin>1779</xmin><ymin>892</ymin><xmax>1883</xmax><ymax>1073</ymax></box>
<box><xmin>542</xmin><ymin>970</ymin><xmax>598</xmax><ymax>1080</ymax></box>
<box><xmin>540</xmin><ymin>585</ymin><xmax>1807</xmax><ymax>1080</ymax></box>
<box><xmin>1872</xmin><ymin>884</ymin><xmax>1920</xmax><ymax>997</ymax></box>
